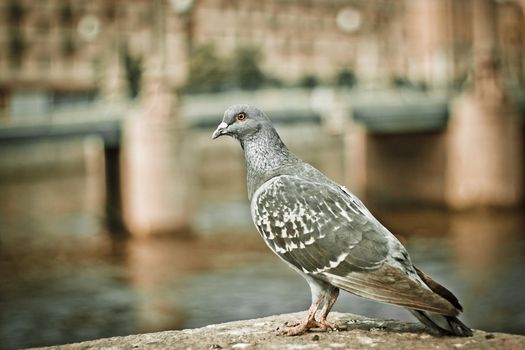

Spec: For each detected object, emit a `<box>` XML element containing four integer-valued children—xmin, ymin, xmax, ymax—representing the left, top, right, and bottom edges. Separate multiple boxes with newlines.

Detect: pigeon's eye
<box><xmin>236</xmin><ymin>112</ymin><xmax>246</xmax><ymax>121</ymax></box>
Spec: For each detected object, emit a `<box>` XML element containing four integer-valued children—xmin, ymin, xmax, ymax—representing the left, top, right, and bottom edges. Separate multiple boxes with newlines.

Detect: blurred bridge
<box><xmin>0</xmin><ymin>103</ymin><xmax>129</xmax><ymax>232</ymax></box>
<box><xmin>182</xmin><ymin>87</ymin><xmax>523</xmax><ymax>222</ymax></box>
<box><xmin>1</xmin><ymin>88</ymin><xmax>523</xmax><ymax>236</ymax></box>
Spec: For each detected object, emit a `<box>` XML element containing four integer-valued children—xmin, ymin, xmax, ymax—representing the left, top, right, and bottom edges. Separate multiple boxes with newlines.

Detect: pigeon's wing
<box><xmin>252</xmin><ymin>175</ymin><xmax>389</xmax><ymax>272</ymax></box>
<box><xmin>251</xmin><ymin>175</ymin><xmax>458</xmax><ymax>316</ymax></box>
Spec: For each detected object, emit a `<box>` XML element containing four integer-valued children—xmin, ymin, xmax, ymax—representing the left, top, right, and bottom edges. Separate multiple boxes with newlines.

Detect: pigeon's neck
<box><xmin>242</xmin><ymin>126</ymin><xmax>297</xmax><ymax>199</ymax></box>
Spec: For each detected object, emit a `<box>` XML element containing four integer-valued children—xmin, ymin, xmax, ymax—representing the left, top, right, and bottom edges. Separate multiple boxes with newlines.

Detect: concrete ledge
<box><xmin>35</xmin><ymin>312</ymin><xmax>524</xmax><ymax>350</ymax></box>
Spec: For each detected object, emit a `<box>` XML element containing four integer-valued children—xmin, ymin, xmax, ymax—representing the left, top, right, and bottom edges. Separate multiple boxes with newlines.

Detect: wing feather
<box><xmin>251</xmin><ymin>175</ymin><xmax>459</xmax><ymax>315</ymax></box>
<box><xmin>252</xmin><ymin>175</ymin><xmax>389</xmax><ymax>273</ymax></box>
<box><xmin>324</xmin><ymin>265</ymin><xmax>458</xmax><ymax>316</ymax></box>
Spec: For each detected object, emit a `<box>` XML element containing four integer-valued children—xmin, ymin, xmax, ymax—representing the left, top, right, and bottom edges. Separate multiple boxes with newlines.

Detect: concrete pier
<box><xmin>446</xmin><ymin>95</ymin><xmax>523</xmax><ymax>208</ymax></box>
<box><xmin>121</xmin><ymin>114</ymin><xmax>194</xmax><ymax>236</ymax></box>
<box><xmin>32</xmin><ymin>312</ymin><xmax>525</xmax><ymax>350</ymax></box>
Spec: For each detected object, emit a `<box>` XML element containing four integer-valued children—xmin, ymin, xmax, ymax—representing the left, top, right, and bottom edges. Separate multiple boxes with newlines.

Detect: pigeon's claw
<box><xmin>317</xmin><ymin>319</ymin><xmax>338</xmax><ymax>331</ymax></box>
<box><xmin>280</xmin><ymin>319</ymin><xmax>322</xmax><ymax>336</ymax></box>
<box><xmin>279</xmin><ymin>318</ymin><xmax>339</xmax><ymax>336</ymax></box>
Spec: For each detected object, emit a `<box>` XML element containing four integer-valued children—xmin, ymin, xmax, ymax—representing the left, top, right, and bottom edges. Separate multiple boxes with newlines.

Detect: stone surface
<box><xmin>34</xmin><ymin>312</ymin><xmax>525</xmax><ymax>350</ymax></box>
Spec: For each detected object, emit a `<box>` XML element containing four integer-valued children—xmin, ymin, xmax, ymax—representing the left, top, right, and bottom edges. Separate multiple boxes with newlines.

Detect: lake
<box><xmin>1</xmin><ymin>173</ymin><xmax>524</xmax><ymax>349</ymax></box>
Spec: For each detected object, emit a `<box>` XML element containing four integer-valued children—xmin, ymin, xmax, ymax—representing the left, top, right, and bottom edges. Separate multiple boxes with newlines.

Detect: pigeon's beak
<box><xmin>212</xmin><ymin>122</ymin><xmax>229</xmax><ymax>139</ymax></box>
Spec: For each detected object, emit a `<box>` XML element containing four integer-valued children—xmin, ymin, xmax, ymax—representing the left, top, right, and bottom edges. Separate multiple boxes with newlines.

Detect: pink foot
<box><xmin>318</xmin><ymin>319</ymin><xmax>338</xmax><ymax>331</ymax></box>
<box><xmin>280</xmin><ymin>319</ymin><xmax>322</xmax><ymax>336</ymax></box>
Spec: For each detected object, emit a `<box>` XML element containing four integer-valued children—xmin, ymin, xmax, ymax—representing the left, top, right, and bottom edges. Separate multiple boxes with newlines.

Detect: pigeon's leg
<box><xmin>318</xmin><ymin>287</ymin><xmax>339</xmax><ymax>330</ymax></box>
<box><xmin>281</xmin><ymin>277</ymin><xmax>329</xmax><ymax>336</ymax></box>
<box><xmin>281</xmin><ymin>293</ymin><xmax>324</xmax><ymax>336</ymax></box>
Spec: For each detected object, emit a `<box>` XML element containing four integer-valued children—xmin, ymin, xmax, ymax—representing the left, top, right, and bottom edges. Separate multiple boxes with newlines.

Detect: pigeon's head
<box><xmin>212</xmin><ymin>104</ymin><xmax>271</xmax><ymax>141</ymax></box>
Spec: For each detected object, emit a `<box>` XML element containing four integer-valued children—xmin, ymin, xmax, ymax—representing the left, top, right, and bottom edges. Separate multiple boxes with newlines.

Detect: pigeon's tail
<box><xmin>409</xmin><ymin>310</ymin><xmax>473</xmax><ymax>337</ymax></box>
<box><xmin>411</xmin><ymin>266</ymin><xmax>472</xmax><ymax>337</ymax></box>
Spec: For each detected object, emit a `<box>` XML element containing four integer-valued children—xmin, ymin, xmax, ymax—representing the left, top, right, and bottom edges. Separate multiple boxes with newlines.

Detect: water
<box><xmin>1</xmin><ymin>175</ymin><xmax>525</xmax><ymax>349</ymax></box>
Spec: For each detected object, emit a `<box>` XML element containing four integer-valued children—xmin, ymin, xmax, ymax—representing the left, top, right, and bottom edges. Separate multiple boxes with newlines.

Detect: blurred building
<box><xmin>0</xmin><ymin>0</ymin><xmax>104</xmax><ymax>120</ymax></box>
<box><xmin>1</xmin><ymin>0</ymin><xmax>525</xmax><ymax>120</ymax></box>
<box><xmin>0</xmin><ymin>0</ymin><xmax>371</xmax><ymax>120</ymax></box>
<box><xmin>0</xmin><ymin>1</ymin><xmax>524</xmax><ymax>235</ymax></box>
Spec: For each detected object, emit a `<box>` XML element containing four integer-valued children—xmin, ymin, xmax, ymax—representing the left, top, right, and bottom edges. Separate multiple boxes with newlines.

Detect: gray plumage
<box><xmin>212</xmin><ymin>104</ymin><xmax>472</xmax><ymax>337</ymax></box>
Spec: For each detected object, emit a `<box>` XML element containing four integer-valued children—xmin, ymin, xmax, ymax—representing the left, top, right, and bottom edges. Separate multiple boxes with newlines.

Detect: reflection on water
<box><xmin>1</xmin><ymin>175</ymin><xmax>524</xmax><ymax>349</ymax></box>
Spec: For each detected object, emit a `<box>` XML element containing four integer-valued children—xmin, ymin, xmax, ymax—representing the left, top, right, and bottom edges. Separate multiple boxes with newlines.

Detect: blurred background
<box><xmin>1</xmin><ymin>0</ymin><xmax>525</xmax><ymax>348</ymax></box>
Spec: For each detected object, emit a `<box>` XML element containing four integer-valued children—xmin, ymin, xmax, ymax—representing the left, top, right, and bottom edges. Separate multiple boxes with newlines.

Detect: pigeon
<box><xmin>212</xmin><ymin>104</ymin><xmax>473</xmax><ymax>337</ymax></box>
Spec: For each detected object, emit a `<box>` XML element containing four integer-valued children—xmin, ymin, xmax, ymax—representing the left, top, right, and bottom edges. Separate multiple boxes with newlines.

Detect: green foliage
<box><xmin>60</xmin><ymin>3</ymin><xmax>73</xmax><ymax>25</ymax></box>
<box><xmin>265</xmin><ymin>75</ymin><xmax>285</xmax><ymax>88</ymax></box>
<box><xmin>184</xmin><ymin>44</ymin><xmax>267</xmax><ymax>93</ymax></box>
<box><xmin>450</xmin><ymin>73</ymin><xmax>469</xmax><ymax>92</ymax></box>
<box><xmin>122</xmin><ymin>48</ymin><xmax>142</xmax><ymax>99</ymax></box>
<box><xmin>336</xmin><ymin>69</ymin><xmax>356</xmax><ymax>88</ymax></box>
<box><xmin>8</xmin><ymin>1</ymin><xmax>24</xmax><ymax>24</ymax></box>
<box><xmin>391</xmin><ymin>76</ymin><xmax>430</xmax><ymax>91</ymax></box>
<box><xmin>62</xmin><ymin>35</ymin><xmax>76</xmax><ymax>58</ymax></box>
<box><xmin>8</xmin><ymin>30</ymin><xmax>25</xmax><ymax>67</ymax></box>
<box><xmin>185</xmin><ymin>44</ymin><xmax>229</xmax><ymax>93</ymax></box>
<box><xmin>183</xmin><ymin>44</ymin><xmax>362</xmax><ymax>93</ymax></box>
<box><xmin>298</xmin><ymin>74</ymin><xmax>320</xmax><ymax>89</ymax></box>
<box><xmin>230</xmin><ymin>46</ymin><xmax>265</xmax><ymax>90</ymax></box>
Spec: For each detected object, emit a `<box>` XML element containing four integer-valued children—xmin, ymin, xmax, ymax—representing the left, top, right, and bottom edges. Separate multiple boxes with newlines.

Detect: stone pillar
<box><xmin>445</xmin><ymin>0</ymin><xmax>523</xmax><ymax>208</ymax></box>
<box><xmin>344</xmin><ymin>109</ymin><xmax>368</xmax><ymax>198</ymax></box>
<box><xmin>122</xmin><ymin>111</ymin><xmax>194</xmax><ymax>236</ymax></box>
<box><xmin>121</xmin><ymin>1</ymin><xmax>194</xmax><ymax>236</ymax></box>
<box><xmin>446</xmin><ymin>97</ymin><xmax>523</xmax><ymax>208</ymax></box>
